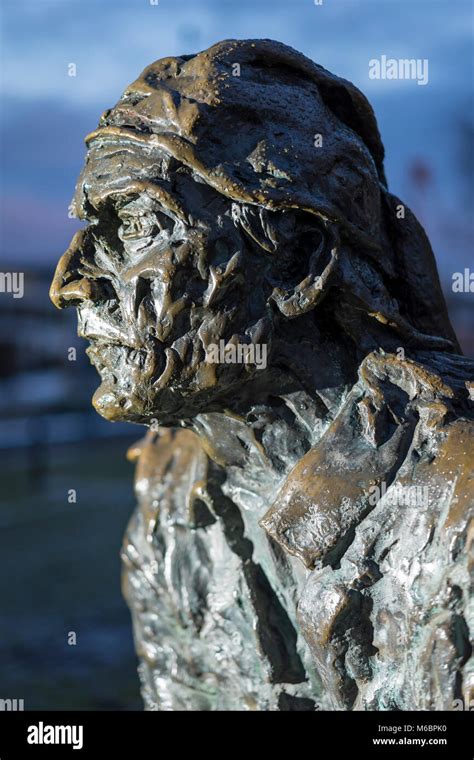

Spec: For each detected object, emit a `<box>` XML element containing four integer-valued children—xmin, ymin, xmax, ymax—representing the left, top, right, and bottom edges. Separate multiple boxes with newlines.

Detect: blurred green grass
<box><xmin>0</xmin><ymin>436</ymin><xmax>143</xmax><ymax>710</ymax></box>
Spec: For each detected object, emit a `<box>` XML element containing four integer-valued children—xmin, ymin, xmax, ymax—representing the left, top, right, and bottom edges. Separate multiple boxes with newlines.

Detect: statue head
<box><xmin>50</xmin><ymin>39</ymin><xmax>459</xmax><ymax>426</ymax></box>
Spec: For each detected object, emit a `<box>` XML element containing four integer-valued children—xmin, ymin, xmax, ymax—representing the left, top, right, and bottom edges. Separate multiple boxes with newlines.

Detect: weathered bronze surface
<box><xmin>50</xmin><ymin>39</ymin><xmax>473</xmax><ymax>710</ymax></box>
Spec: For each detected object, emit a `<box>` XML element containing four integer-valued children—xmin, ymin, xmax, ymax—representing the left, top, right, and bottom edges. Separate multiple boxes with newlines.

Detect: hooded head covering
<box><xmin>76</xmin><ymin>39</ymin><xmax>459</xmax><ymax>351</ymax></box>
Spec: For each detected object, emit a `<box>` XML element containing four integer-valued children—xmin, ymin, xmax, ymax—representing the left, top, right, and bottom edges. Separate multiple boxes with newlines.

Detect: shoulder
<box><xmin>260</xmin><ymin>350</ymin><xmax>474</xmax><ymax>568</ymax></box>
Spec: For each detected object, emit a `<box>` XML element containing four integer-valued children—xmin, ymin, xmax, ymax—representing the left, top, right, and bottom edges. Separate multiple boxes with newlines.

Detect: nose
<box><xmin>50</xmin><ymin>229</ymin><xmax>99</xmax><ymax>309</ymax></box>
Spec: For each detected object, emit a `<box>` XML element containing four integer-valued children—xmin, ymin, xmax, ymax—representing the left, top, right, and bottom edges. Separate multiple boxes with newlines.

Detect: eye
<box><xmin>118</xmin><ymin>213</ymin><xmax>154</xmax><ymax>241</ymax></box>
<box><xmin>118</xmin><ymin>209</ymin><xmax>175</xmax><ymax>241</ymax></box>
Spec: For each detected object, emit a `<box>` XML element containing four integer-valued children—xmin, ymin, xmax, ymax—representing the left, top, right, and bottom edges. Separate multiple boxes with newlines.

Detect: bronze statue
<box><xmin>50</xmin><ymin>39</ymin><xmax>473</xmax><ymax>711</ymax></box>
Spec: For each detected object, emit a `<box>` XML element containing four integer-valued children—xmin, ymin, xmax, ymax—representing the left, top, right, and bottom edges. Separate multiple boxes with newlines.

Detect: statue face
<box><xmin>51</xmin><ymin>154</ymin><xmax>280</xmax><ymax>425</ymax></box>
<box><xmin>50</xmin><ymin>39</ymin><xmax>460</xmax><ymax>430</ymax></box>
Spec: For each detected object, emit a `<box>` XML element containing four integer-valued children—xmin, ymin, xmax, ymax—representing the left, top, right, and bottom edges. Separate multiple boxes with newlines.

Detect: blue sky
<box><xmin>0</xmin><ymin>0</ymin><xmax>472</xmax><ymax>282</ymax></box>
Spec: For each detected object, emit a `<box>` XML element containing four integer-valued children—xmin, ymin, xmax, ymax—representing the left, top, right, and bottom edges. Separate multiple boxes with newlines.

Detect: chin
<box><xmin>87</xmin><ymin>340</ymin><xmax>158</xmax><ymax>423</ymax></box>
<box><xmin>92</xmin><ymin>381</ymin><xmax>150</xmax><ymax>424</ymax></box>
<box><xmin>89</xmin><ymin>374</ymin><xmax>212</xmax><ymax>427</ymax></box>
<box><xmin>88</xmin><ymin>343</ymin><xmax>258</xmax><ymax>426</ymax></box>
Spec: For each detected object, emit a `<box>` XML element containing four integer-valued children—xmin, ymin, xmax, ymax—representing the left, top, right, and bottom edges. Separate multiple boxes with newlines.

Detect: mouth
<box><xmin>85</xmin><ymin>335</ymin><xmax>199</xmax><ymax>424</ymax></box>
<box><xmin>77</xmin><ymin>299</ymin><xmax>265</xmax><ymax>423</ymax></box>
<box><xmin>87</xmin><ymin>341</ymin><xmax>142</xmax><ymax>381</ymax></box>
<box><xmin>85</xmin><ymin>338</ymin><xmax>167</xmax><ymax>387</ymax></box>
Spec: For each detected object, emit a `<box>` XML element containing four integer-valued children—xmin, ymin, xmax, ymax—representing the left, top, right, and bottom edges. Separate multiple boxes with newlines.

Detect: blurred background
<box><xmin>0</xmin><ymin>0</ymin><xmax>472</xmax><ymax>710</ymax></box>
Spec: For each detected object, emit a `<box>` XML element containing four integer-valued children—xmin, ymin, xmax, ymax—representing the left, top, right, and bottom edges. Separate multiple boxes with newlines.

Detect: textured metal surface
<box><xmin>50</xmin><ymin>39</ymin><xmax>473</xmax><ymax>710</ymax></box>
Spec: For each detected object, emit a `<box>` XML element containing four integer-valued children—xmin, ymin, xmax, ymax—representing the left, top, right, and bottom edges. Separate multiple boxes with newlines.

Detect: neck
<box><xmin>192</xmin><ymin>394</ymin><xmax>327</xmax><ymax>468</ymax></box>
<box><xmin>189</xmin><ymin>309</ymin><xmax>367</xmax><ymax>487</ymax></box>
